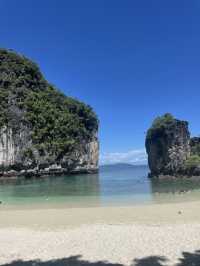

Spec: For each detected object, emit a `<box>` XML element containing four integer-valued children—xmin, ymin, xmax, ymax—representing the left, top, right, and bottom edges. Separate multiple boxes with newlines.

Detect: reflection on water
<box><xmin>151</xmin><ymin>177</ymin><xmax>200</xmax><ymax>194</ymax></box>
<box><xmin>150</xmin><ymin>176</ymin><xmax>200</xmax><ymax>203</ymax></box>
<box><xmin>1</xmin><ymin>165</ymin><xmax>200</xmax><ymax>207</ymax></box>
<box><xmin>0</xmin><ymin>174</ymin><xmax>101</xmax><ymax>207</ymax></box>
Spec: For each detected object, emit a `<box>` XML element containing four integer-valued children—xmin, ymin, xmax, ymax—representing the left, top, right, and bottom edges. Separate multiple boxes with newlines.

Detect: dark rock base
<box><xmin>148</xmin><ymin>172</ymin><xmax>200</xmax><ymax>180</ymax></box>
<box><xmin>0</xmin><ymin>167</ymin><xmax>99</xmax><ymax>180</ymax></box>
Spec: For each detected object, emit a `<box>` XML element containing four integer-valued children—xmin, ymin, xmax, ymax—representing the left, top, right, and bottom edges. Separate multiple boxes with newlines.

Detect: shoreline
<box><xmin>1</xmin><ymin>200</ymin><xmax>200</xmax><ymax>229</ymax></box>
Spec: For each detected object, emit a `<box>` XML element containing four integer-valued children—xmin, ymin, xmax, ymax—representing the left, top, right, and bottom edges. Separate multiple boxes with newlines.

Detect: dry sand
<box><xmin>1</xmin><ymin>201</ymin><xmax>200</xmax><ymax>265</ymax></box>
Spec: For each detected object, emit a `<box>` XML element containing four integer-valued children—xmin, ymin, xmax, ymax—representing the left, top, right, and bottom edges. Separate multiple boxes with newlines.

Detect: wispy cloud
<box><xmin>100</xmin><ymin>149</ymin><xmax>147</xmax><ymax>165</ymax></box>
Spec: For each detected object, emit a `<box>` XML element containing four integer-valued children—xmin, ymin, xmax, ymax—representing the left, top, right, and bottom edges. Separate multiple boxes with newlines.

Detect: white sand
<box><xmin>1</xmin><ymin>202</ymin><xmax>200</xmax><ymax>265</ymax></box>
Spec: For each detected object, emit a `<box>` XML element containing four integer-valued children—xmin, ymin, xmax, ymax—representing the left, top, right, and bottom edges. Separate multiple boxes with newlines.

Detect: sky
<box><xmin>0</xmin><ymin>0</ymin><xmax>200</xmax><ymax>164</ymax></box>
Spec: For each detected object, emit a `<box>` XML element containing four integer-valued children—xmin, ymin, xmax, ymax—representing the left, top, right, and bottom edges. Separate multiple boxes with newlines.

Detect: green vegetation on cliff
<box><xmin>0</xmin><ymin>49</ymin><xmax>98</xmax><ymax>161</ymax></box>
<box><xmin>185</xmin><ymin>138</ymin><xmax>200</xmax><ymax>171</ymax></box>
<box><xmin>185</xmin><ymin>155</ymin><xmax>200</xmax><ymax>170</ymax></box>
<box><xmin>146</xmin><ymin>113</ymin><xmax>175</xmax><ymax>140</ymax></box>
<box><xmin>146</xmin><ymin>113</ymin><xmax>200</xmax><ymax>175</ymax></box>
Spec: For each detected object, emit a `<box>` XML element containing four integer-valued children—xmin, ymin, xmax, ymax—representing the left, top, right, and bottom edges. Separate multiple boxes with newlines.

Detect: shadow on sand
<box><xmin>0</xmin><ymin>255</ymin><xmax>123</xmax><ymax>266</ymax></box>
<box><xmin>1</xmin><ymin>250</ymin><xmax>200</xmax><ymax>266</ymax></box>
<box><xmin>133</xmin><ymin>250</ymin><xmax>200</xmax><ymax>266</ymax></box>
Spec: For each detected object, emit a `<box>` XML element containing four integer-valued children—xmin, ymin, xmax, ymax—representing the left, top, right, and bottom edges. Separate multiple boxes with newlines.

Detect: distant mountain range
<box><xmin>100</xmin><ymin>163</ymin><xmax>148</xmax><ymax>171</ymax></box>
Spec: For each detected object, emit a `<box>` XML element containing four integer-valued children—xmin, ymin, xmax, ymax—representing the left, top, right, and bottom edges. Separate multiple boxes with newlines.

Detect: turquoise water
<box><xmin>1</xmin><ymin>165</ymin><xmax>200</xmax><ymax>207</ymax></box>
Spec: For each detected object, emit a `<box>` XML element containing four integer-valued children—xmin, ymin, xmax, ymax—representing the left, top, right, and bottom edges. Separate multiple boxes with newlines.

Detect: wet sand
<box><xmin>1</xmin><ymin>201</ymin><xmax>200</xmax><ymax>228</ymax></box>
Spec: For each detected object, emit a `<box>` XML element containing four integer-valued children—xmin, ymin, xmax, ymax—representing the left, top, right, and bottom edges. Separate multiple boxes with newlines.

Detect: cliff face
<box><xmin>0</xmin><ymin>49</ymin><xmax>99</xmax><ymax>177</ymax></box>
<box><xmin>0</xmin><ymin>127</ymin><xmax>15</xmax><ymax>166</ymax></box>
<box><xmin>190</xmin><ymin>137</ymin><xmax>200</xmax><ymax>155</ymax></box>
<box><xmin>145</xmin><ymin>114</ymin><xmax>191</xmax><ymax>176</ymax></box>
<box><xmin>0</xmin><ymin>126</ymin><xmax>99</xmax><ymax>175</ymax></box>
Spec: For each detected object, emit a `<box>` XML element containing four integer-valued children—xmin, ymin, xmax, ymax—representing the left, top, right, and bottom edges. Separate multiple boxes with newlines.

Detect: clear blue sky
<box><xmin>1</xmin><ymin>0</ymin><xmax>200</xmax><ymax>164</ymax></box>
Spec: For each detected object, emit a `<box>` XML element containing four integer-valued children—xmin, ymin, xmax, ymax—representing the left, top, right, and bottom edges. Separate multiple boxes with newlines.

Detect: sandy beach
<box><xmin>1</xmin><ymin>202</ymin><xmax>200</xmax><ymax>266</ymax></box>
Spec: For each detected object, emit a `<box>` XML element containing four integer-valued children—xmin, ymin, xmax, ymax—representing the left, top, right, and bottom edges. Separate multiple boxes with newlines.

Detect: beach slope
<box><xmin>1</xmin><ymin>202</ymin><xmax>200</xmax><ymax>265</ymax></box>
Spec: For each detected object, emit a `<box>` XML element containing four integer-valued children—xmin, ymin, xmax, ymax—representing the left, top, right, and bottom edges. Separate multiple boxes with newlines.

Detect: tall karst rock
<box><xmin>145</xmin><ymin>113</ymin><xmax>191</xmax><ymax>176</ymax></box>
<box><xmin>0</xmin><ymin>49</ymin><xmax>99</xmax><ymax>177</ymax></box>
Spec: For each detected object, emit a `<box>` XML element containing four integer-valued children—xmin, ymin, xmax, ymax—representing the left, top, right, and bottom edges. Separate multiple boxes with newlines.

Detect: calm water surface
<box><xmin>1</xmin><ymin>165</ymin><xmax>200</xmax><ymax>207</ymax></box>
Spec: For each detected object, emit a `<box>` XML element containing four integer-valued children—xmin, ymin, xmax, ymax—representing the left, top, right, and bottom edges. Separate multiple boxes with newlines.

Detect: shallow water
<box><xmin>1</xmin><ymin>165</ymin><xmax>200</xmax><ymax>208</ymax></box>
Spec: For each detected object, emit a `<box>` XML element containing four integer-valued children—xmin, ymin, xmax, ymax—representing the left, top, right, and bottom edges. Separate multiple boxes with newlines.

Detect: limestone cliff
<box><xmin>0</xmin><ymin>49</ymin><xmax>99</xmax><ymax>177</ymax></box>
<box><xmin>145</xmin><ymin>114</ymin><xmax>191</xmax><ymax>177</ymax></box>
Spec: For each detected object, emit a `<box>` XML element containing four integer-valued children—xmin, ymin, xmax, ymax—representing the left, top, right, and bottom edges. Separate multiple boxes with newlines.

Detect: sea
<box><xmin>1</xmin><ymin>164</ymin><xmax>200</xmax><ymax>208</ymax></box>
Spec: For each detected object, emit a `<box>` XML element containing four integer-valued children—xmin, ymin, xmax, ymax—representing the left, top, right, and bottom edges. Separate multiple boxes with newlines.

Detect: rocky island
<box><xmin>145</xmin><ymin>113</ymin><xmax>200</xmax><ymax>178</ymax></box>
<box><xmin>0</xmin><ymin>49</ymin><xmax>99</xmax><ymax>178</ymax></box>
